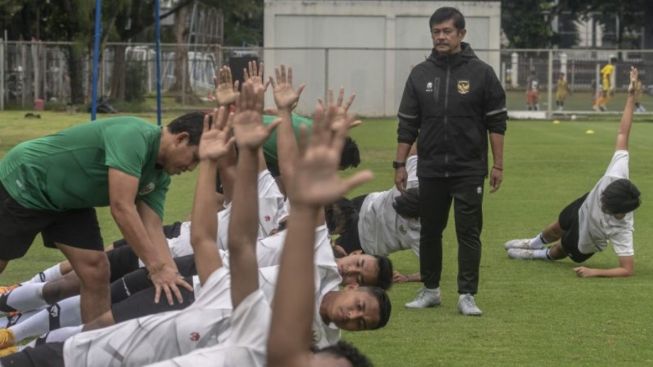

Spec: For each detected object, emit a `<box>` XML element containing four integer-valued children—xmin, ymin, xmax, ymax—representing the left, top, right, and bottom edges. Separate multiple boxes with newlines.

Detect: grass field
<box><xmin>2</xmin><ymin>110</ymin><xmax>653</xmax><ymax>366</ymax></box>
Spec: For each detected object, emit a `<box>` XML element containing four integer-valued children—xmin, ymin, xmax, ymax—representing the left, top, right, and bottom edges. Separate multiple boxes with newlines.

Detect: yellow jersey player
<box><xmin>594</xmin><ymin>56</ymin><xmax>617</xmax><ymax>111</ymax></box>
<box><xmin>555</xmin><ymin>73</ymin><xmax>569</xmax><ymax>111</ymax></box>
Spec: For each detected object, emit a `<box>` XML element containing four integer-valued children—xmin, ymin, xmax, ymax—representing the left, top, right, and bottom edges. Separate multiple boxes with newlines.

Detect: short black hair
<box><xmin>167</xmin><ymin>111</ymin><xmax>205</xmax><ymax>145</ymax></box>
<box><xmin>429</xmin><ymin>7</ymin><xmax>465</xmax><ymax>30</ymax></box>
<box><xmin>373</xmin><ymin>255</ymin><xmax>393</xmax><ymax>290</ymax></box>
<box><xmin>359</xmin><ymin>286</ymin><xmax>391</xmax><ymax>330</ymax></box>
<box><xmin>392</xmin><ymin>187</ymin><xmax>420</xmax><ymax>219</ymax></box>
<box><xmin>340</xmin><ymin>137</ymin><xmax>361</xmax><ymax>170</ymax></box>
<box><xmin>325</xmin><ymin>198</ymin><xmax>357</xmax><ymax>235</ymax></box>
<box><xmin>314</xmin><ymin>341</ymin><xmax>373</xmax><ymax>367</ymax></box>
<box><xmin>601</xmin><ymin>178</ymin><xmax>641</xmax><ymax>215</ymax></box>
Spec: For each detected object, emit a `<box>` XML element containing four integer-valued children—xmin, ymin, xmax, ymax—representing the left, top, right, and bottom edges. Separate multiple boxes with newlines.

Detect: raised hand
<box><xmin>232</xmin><ymin>80</ymin><xmax>280</xmax><ymax>149</ymax></box>
<box><xmin>286</xmin><ymin>103</ymin><xmax>373</xmax><ymax>206</ymax></box>
<box><xmin>244</xmin><ymin>60</ymin><xmax>268</xmax><ymax>90</ymax></box>
<box><xmin>270</xmin><ymin>64</ymin><xmax>305</xmax><ymax>111</ymax></box>
<box><xmin>318</xmin><ymin>87</ymin><xmax>362</xmax><ymax>130</ymax></box>
<box><xmin>198</xmin><ymin>107</ymin><xmax>236</xmax><ymax>161</ymax></box>
<box><xmin>628</xmin><ymin>66</ymin><xmax>638</xmax><ymax>94</ymax></box>
<box><xmin>215</xmin><ymin>65</ymin><xmax>240</xmax><ymax>107</ymax></box>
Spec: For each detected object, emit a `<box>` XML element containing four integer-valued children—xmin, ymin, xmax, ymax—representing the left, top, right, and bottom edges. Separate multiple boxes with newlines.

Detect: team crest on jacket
<box><xmin>457</xmin><ymin>80</ymin><xmax>470</xmax><ymax>94</ymax></box>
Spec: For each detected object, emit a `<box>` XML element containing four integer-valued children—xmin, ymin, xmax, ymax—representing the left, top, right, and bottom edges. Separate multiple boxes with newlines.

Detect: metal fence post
<box><xmin>0</xmin><ymin>39</ymin><xmax>4</xmax><ymax>111</ymax></box>
<box><xmin>547</xmin><ymin>49</ymin><xmax>553</xmax><ymax>118</ymax></box>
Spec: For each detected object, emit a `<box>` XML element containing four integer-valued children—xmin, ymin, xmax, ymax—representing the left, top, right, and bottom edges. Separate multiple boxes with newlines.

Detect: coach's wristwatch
<box><xmin>392</xmin><ymin>161</ymin><xmax>406</xmax><ymax>169</ymax></box>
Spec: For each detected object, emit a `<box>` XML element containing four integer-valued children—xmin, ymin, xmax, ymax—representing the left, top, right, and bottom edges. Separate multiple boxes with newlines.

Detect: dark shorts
<box><xmin>0</xmin><ymin>182</ymin><xmax>103</xmax><ymax>261</ymax></box>
<box><xmin>558</xmin><ymin>193</ymin><xmax>594</xmax><ymax>263</ymax></box>
<box><xmin>0</xmin><ymin>342</ymin><xmax>64</xmax><ymax>367</ymax></box>
<box><xmin>106</xmin><ymin>245</ymin><xmax>141</xmax><ymax>283</ymax></box>
<box><xmin>112</xmin><ymin>276</ymin><xmax>195</xmax><ymax>323</ymax></box>
<box><xmin>112</xmin><ymin>221</ymin><xmax>183</xmax><ymax>248</ymax></box>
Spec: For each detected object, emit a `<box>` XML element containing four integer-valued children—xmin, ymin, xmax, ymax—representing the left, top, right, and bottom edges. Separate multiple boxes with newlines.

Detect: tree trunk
<box><xmin>109</xmin><ymin>45</ymin><xmax>127</xmax><ymax>100</ymax></box>
<box><xmin>67</xmin><ymin>45</ymin><xmax>85</xmax><ymax>105</ymax></box>
<box><xmin>167</xmin><ymin>5</ymin><xmax>200</xmax><ymax>103</ymax></box>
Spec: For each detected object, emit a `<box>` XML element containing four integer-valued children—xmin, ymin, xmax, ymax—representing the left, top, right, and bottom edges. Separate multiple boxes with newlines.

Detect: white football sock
<box><xmin>528</xmin><ymin>233</ymin><xmax>548</xmax><ymax>249</ymax></box>
<box><xmin>25</xmin><ymin>264</ymin><xmax>64</xmax><ymax>284</ymax></box>
<box><xmin>2</xmin><ymin>283</ymin><xmax>47</xmax><ymax>312</ymax></box>
<box><xmin>9</xmin><ymin>295</ymin><xmax>81</xmax><ymax>342</ymax></box>
<box><xmin>23</xmin><ymin>325</ymin><xmax>84</xmax><ymax>349</ymax></box>
<box><xmin>532</xmin><ymin>249</ymin><xmax>550</xmax><ymax>260</ymax></box>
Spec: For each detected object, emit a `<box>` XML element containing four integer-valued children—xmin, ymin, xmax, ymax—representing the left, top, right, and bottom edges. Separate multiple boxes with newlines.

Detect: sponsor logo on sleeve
<box><xmin>138</xmin><ymin>182</ymin><xmax>155</xmax><ymax>196</ymax></box>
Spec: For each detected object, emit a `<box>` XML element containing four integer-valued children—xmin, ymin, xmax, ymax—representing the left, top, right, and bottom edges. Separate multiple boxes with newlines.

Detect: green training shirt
<box><xmin>262</xmin><ymin>113</ymin><xmax>313</xmax><ymax>166</ymax></box>
<box><xmin>0</xmin><ymin>116</ymin><xmax>170</xmax><ymax>218</ymax></box>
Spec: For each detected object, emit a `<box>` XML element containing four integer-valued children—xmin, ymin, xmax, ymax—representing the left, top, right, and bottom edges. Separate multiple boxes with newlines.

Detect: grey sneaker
<box><xmin>504</xmin><ymin>238</ymin><xmax>542</xmax><ymax>250</ymax></box>
<box><xmin>507</xmin><ymin>248</ymin><xmax>536</xmax><ymax>259</ymax></box>
<box><xmin>405</xmin><ymin>287</ymin><xmax>441</xmax><ymax>309</ymax></box>
<box><xmin>457</xmin><ymin>294</ymin><xmax>482</xmax><ymax>316</ymax></box>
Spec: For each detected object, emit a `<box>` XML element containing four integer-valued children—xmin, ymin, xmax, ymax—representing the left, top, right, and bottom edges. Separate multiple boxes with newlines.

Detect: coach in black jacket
<box><xmin>394</xmin><ymin>7</ymin><xmax>507</xmax><ymax>316</ymax></box>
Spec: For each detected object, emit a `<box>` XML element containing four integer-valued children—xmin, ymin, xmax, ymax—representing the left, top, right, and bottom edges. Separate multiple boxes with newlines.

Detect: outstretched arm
<box><xmin>615</xmin><ymin>67</ymin><xmax>638</xmax><ymax>152</ymax></box>
<box><xmin>190</xmin><ymin>109</ymin><xmax>235</xmax><ymax>285</ymax></box>
<box><xmin>228</xmin><ymin>79</ymin><xmax>280</xmax><ymax>308</ymax></box>
<box><xmin>574</xmin><ymin>256</ymin><xmax>634</xmax><ymax>278</ymax></box>
<box><xmin>267</xmin><ymin>101</ymin><xmax>373</xmax><ymax>367</ymax></box>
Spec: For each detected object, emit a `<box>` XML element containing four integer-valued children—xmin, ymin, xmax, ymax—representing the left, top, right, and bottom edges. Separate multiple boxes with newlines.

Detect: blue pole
<box><xmin>154</xmin><ymin>0</ymin><xmax>162</xmax><ymax>126</ymax></box>
<box><xmin>91</xmin><ymin>0</ymin><xmax>102</xmax><ymax>121</ymax></box>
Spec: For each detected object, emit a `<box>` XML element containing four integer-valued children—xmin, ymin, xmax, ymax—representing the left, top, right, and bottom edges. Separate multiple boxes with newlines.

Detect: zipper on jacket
<box><xmin>443</xmin><ymin>64</ymin><xmax>451</xmax><ymax>177</ymax></box>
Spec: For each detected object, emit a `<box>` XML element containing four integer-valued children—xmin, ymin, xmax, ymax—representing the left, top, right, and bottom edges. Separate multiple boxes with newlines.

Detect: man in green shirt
<box><xmin>0</xmin><ymin>112</ymin><xmax>203</xmax><ymax>323</ymax></box>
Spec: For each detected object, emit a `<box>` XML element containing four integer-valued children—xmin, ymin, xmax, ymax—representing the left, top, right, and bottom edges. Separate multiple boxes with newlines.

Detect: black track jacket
<box><xmin>397</xmin><ymin>42</ymin><xmax>507</xmax><ymax>178</ymax></box>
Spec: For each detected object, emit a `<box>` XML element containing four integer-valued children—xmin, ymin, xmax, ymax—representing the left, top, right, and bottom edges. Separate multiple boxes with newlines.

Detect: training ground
<box><xmin>1</xmin><ymin>111</ymin><xmax>653</xmax><ymax>366</ymax></box>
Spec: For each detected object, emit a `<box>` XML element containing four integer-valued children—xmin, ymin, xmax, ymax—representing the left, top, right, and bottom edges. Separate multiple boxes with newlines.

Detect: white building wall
<box><xmin>264</xmin><ymin>0</ymin><xmax>501</xmax><ymax>117</ymax></box>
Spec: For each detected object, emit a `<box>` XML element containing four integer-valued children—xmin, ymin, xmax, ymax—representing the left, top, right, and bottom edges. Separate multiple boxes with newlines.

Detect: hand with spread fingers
<box><xmin>286</xmin><ymin>103</ymin><xmax>373</xmax><ymax>206</ymax></box>
<box><xmin>198</xmin><ymin>107</ymin><xmax>236</xmax><ymax>161</ymax></box>
<box><xmin>270</xmin><ymin>64</ymin><xmax>305</xmax><ymax>111</ymax></box>
<box><xmin>232</xmin><ymin>80</ymin><xmax>280</xmax><ymax>150</ymax></box>
<box><xmin>215</xmin><ymin>65</ymin><xmax>240</xmax><ymax>107</ymax></box>
<box><xmin>244</xmin><ymin>60</ymin><xmax>268</xmax><ymax>90</ymax></box>
<box><xmin>318</xmin><ymin>87</ymin><xmax>362</xmax><ymax>130</ymax></box>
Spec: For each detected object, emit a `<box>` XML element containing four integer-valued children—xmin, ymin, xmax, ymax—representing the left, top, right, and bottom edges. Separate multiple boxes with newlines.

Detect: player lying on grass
<box><xmin>504</xmin><ymin>67</ymin><xmax>641</xmax><ymax>278</ymax></box>
<box><xmin>149</xmin><ymin>71</ymin><xmax>376</xmax><ymax>367</ymax></box>
<box><xmin>0</xmin><ymin>77</ymin><xmax>390</xmax><ymax>367</ymax></box>
<box><xmin>326</xmin><ymin>145</ymin><xmax>422</xmax><ymax>283</ymax></box>
<box><xmin>0</xmin><ymin>67</ymin><xmax>391</xmax><ymax>356</ymax></box>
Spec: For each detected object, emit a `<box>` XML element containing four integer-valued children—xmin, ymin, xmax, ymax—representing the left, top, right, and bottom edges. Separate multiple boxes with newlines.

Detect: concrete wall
<box><xmin>264</xmin><ymin>0</ymin><xmax>501</xmax><ymax>117</ymax></box>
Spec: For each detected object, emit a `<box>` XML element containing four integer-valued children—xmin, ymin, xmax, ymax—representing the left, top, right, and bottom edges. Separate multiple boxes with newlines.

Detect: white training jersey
<box><xmin>162</xmin><ymin>169</ymin><xmax>288</xmax><ymax>261</ymax></box>
<box><xmin>63</xmin><ymin>267</ymin><xmax>233</xmax><ymax>367</ymax></box>
<box><xmin>358</xmin><ymin>155</ymin><xmax>420</xmax><ymax>257</ymax></box>
<box><xmin>577</xmin><ymin>150</ymin><xmax>634</xmax><ymax>256</ymax></box>
<box><xmin>144</xmin><ymin>289</ymin><xmax>270</xmax><ymax>367</ymax></box>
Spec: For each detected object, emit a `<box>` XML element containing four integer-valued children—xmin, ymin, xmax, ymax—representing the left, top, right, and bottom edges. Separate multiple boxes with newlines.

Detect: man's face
<box><xmin>431</xmin><ymin>19</ymin><xmax>465</xmax><ymax>54</ymax></box>
<box><xmin>325</xmin><ymin>288</ymin><xmax>381</xmax><ymax>331</ymax></box>
<box><xmin>337</xmin><ymin>254</ymin><xmax>379</xmax><ymax>287</ymax></box>
<box><xmin>163</xmin><ymin>134</ymin><xmax>199</xmax><ymax>175</ymax></box>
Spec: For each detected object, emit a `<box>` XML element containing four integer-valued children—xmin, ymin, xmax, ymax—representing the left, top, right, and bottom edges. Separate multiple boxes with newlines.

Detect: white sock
<box><xmin>9</xmin><ymin>295</ymin><xmax>81</xmax><ymax>342</ymax></box>
<box><xmin>25</xmin><ymin>264</ymin><xmax>64</xmax><ymax>284</ymax></box>
<box><xmin>22</xmin><ymin>325</ymin><xmax>84</xmax><ymax>349</ymax></box>
<box><xmin>532</xmin><ymin>249</ymin><xmax>550</xmax><ymax>260</ymax></box>
<box><xmin>529</xmin><ymin>233</ymin><xmax>548</xmax><ymax>249</ymax></box>
<box><xmin>3</xmin><ymin>283</ymin><xmax>47</xmax><ymax>312</ymax></box>
<box><xmin>0</xmin><ymin>308</ymin><xmax>42</xmax><ymax>328</ymax></box>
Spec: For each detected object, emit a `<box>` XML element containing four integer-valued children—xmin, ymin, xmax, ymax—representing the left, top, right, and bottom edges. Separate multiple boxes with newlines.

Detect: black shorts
<box><xmin>112</xmin><ymin>221</ymin><xmax>183</xmax><ymax>248</ymax></box>
<box><xmin>112</xmin><ymin>276</ymin><xmax>195</xmax><ymax>323</ymax></box>
<box><xmin>0</xmin><ymin>182</ymin><xmax>103</xmax><ymax>261</ymax></box>
<box><xmin>106</xmin><ymin>245</ymin><xmax>141</xmax><ymax>282</ymax></box>
<box><xmin>558</xmin><ymin>193</ymin><xmax>594</xmax><ymax>263</ymax></box>
<box><xmin>0</xmin><ymin>342</ymin><xmax>64</xmax><ymax>367</ymax></box>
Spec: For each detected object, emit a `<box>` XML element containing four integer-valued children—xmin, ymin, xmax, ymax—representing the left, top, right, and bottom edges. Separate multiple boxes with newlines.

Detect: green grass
<box><xmin>2</xmin><ymin>111</ymin><xmax>653</xmax><ymax>366</ymax></box>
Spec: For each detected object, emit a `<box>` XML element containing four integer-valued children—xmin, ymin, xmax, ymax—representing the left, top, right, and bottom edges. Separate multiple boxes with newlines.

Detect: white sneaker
<box><xmin>457</xmin><ymin>294</ymin><xmax>482</xmax><ymax>316</ymax></box>
<box><xmin>507</xmin><ymin>248</ymin><xmax>536</xmax><ymax>259</ymax></box>
<box><xmin>405</xmin><ymin>287</ymin><xmax>441</xmax><ymax>309</ymax></box>
<box><xmin>504</xmin><ymin>238</ymin><xmax>542</xmax><ymax>250</ymax></box>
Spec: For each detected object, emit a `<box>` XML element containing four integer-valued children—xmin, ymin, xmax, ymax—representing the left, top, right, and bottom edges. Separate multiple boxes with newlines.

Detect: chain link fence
<box><xmin>1</xmin><ymin>40</ymin><xmax>652</xmax><ymax>117</ymax></box>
